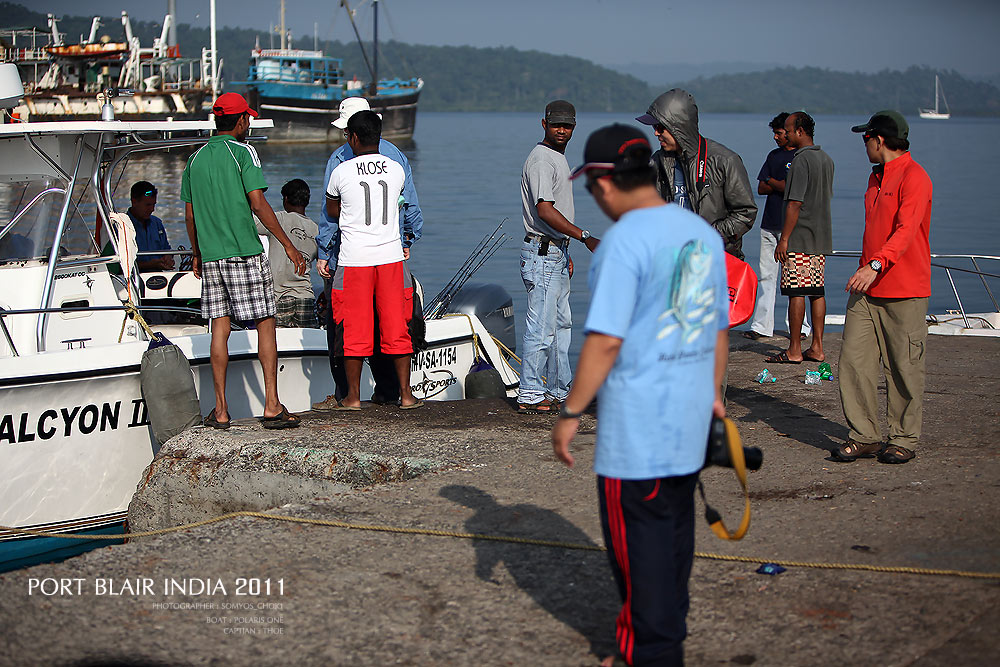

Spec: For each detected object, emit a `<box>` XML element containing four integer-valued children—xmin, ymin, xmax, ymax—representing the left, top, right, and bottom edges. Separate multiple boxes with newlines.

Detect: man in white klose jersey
<box><xmin>325</xmin><ymin>110</ymin><xmax>421</xmax><ymax>410</ymax></box>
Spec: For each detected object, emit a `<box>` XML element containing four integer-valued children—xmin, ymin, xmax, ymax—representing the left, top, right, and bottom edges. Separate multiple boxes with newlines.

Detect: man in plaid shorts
<box><xmin>182</xmin><ymin>92</ymin><xmax>307</xmax><ymax>429</ymax></box>
<box><xmin>770</xmin><ymin>111</ymin><xmax>834</xmax><ymax>365</ymax></box>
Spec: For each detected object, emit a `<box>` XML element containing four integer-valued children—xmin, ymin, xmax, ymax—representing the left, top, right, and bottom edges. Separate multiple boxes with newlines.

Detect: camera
<box><xmin>704</xmin><ymin>417</ymin><xmax>763</xmax><ymax>471</ymax></box>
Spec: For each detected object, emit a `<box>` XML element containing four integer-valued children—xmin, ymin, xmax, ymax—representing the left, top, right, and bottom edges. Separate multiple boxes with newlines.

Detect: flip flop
<box><xmin>260</xmin><ymin>406</ymin><xmax>302</xmax><ymax>428</ymax></box>
<box><xmin>400</xmin><ymin>399</ymin><xmax>424</xmax><ymax>410</ymax></box>
<box><xmin>331</xmin><ymin>400</ymin><xmax>362</xmax><ymax>412</ymax></box>
<box><xmin>765</xmin><ymin>351</ymin><xmax>801</xmax><ymax>364</ymax></box>
<box><xmin>802</xmin><ymin>352</ymin><xmax>825</xmax><ymax>363</ymax></box>
<box><xmin>742</xmin><ymin>330</ymin><xmax>767</xmax><ymax>340</ymax></box>
<box><xmin>203</xmin><ymin>408</ymin><xmax>231</xmax><ymax>430</ymax></box>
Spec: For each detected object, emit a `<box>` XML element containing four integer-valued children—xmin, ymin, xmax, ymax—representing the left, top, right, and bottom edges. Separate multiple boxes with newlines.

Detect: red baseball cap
<box><xmin>212</xmin><ymin>92</ymin><xmax>258</xmax><ymax>118</ymax></box>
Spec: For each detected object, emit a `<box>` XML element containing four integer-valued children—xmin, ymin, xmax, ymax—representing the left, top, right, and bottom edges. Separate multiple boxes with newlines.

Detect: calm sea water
<box><xmin>91</xmin><ymin>112</ymin><xmax>1000</xmax><ymax>360</ymax></box>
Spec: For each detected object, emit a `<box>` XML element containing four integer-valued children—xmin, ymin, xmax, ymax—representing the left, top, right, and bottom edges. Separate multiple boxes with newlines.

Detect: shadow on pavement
<box><xmin>727</xmin><ymin>386</ymin><xmax>849</xmax><ymax>453</ymax></box>
<box><xmin>439</xmin><ymin>484</ymin><xmax>617</xmax><ymax>660</ymax></box>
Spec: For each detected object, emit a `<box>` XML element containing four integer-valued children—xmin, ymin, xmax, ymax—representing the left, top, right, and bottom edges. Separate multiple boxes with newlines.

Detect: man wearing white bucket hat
<box><xmin>313</xmin><ymin>97</ymin><xmax>424</xmax><ymax>408</ymax></box>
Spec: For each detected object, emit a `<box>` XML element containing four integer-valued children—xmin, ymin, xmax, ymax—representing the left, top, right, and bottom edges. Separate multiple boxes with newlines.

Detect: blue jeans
<box><xmin>518</xmin><ymin>238</ymin><xmax>571</xmax><ymax>403</ymax></box>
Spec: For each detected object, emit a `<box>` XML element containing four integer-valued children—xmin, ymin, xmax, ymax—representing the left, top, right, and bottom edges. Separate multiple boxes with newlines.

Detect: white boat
<box><xmin>918</xmin><ymin>75</ymin><xmax>951</xmax><ymax>120</ymax></box>
<box><xmin>825</xmin><ymin>252</ymin><xmax>999</xmax><ymax>336</ymax></box>
<box><xmin>0</xmin><ymin>113</ymin><xmax>519</xmax><ymax>571</ymax></box>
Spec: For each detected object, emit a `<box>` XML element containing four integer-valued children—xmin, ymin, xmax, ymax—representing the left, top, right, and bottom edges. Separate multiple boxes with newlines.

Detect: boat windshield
<box><xmin>0</xmin><ymin>176</ymin><xmax>103</xmax><ymax>263</ymax></box>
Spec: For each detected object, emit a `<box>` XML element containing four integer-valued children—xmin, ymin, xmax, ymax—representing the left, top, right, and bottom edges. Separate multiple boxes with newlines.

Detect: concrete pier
<box><xmin>1</xmin><ymin>331</ymin><xmax>998</xmax><ymax>666</ymax></box>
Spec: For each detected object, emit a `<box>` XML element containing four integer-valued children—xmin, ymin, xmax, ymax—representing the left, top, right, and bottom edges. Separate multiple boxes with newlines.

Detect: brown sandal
<box><xmin>517</xmin><ymin>398</ymin><xmax>558</xmax><ymax>414</ymax></box>
<box><xmin>877</xmin><ymin>444</ymin><xmax>915</xmax><ymax>464</ymax></box>
<box><xmin>831</xmin><ymin>439</ymin><xmax>882</xmax><ymax>462</ymax></box>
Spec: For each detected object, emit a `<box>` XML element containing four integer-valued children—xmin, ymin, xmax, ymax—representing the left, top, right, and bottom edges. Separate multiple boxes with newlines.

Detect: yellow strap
<box><xmin>707</xmin><ymin>417</ymin><xmax>752</xmax><ymax>541</ymax></box>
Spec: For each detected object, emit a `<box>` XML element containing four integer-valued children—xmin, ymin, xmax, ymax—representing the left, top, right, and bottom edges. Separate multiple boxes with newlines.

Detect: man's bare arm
<box><xmin>248</xmin><ymin>189</ymin><xmax>307</xmax><ymax>276</ymax></box>
<box><xmin>536</xmin><ymin>201</ymin><xmax>600</xmax><ymax>252</ymax></box>
<box><xmin>551</xmin><ymin>332</ymin><xmax>622</xmax><ymax>467</ymax></box>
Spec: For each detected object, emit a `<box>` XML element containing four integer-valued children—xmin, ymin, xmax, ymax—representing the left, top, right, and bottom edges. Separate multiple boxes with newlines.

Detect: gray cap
<box><xmin>545</xmin><ymin>100</ymin><xmax>576</xmax><ymax>126</ymax></box>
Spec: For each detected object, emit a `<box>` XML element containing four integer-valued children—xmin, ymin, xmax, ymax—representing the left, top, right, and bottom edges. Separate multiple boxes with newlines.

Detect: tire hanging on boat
<box><xmin>140</xmin><ymin>334</ymin><xmax>201</xmax><ymax>445</ymax></box>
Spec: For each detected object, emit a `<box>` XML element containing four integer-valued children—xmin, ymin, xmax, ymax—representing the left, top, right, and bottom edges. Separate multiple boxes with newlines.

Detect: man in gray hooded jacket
<box><xmin>637</xmin><ymin>89</ymin><xmax>757</xmax><ymax>259</ymax></box>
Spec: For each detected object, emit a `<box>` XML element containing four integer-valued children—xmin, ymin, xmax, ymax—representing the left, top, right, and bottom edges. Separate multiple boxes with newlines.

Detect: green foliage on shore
<box><xmin>672</xmin><ymin>66</ymin><xmax>1000</xmax><ymax>117</ymax></box>
<box><xmin>3</xmin><ymin>2</ymin><xmax>999</xmax><ymax>116</ymax></box>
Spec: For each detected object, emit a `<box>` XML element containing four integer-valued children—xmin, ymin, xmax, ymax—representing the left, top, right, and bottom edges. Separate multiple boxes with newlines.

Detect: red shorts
<box><xmin>331</xmin><ymin>262</ymin><xmax>413</xmax><ymax>357</ymax></box>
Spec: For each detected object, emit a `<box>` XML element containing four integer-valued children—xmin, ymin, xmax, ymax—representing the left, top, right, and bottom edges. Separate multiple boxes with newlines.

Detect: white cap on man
<box><xmin>332</xmin><ymin>97</ymin><xmax>383</xmax><ymax>129</ymax></box>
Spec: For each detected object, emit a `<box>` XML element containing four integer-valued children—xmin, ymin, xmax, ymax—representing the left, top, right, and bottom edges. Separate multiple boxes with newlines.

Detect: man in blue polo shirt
<box><xmin>126</xmin><ymin>180</ymin><xmax>175</xmax><ymax>272</ymax></box>
<box><xmin>552</xmin><ymin>125</ymin><xmax>728</xmax><ymax>667</ymax></box>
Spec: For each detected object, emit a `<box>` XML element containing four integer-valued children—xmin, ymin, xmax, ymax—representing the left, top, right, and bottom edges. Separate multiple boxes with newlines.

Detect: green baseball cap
<box><xmin>851</xmin><ymin>110</ymin><xmax>909</xmax><ymax>140</ymax></box>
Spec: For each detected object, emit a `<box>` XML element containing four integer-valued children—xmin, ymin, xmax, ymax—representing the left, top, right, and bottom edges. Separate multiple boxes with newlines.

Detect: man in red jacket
<box><xmin>834</xmin><ymin>111</ymin><xmax>932</xmax><ymax>465</ymax></box>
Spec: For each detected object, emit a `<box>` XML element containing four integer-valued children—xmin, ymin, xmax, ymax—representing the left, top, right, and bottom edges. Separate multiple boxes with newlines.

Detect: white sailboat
<box><xmin>919</xmin><ymin>74</ymin><xmax>950</xmax><ymax>120</ymax></box>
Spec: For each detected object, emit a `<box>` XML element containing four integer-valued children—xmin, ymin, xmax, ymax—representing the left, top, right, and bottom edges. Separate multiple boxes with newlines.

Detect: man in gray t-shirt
<box><xmin>771</xmin><ymin>112</ymin><xmax>834</xmax><ymax>365</ymax></box>
<box><xmin>517</xmin><ymin>100</ymin><xmax>600</xmax><ymax>413</ymax></box>
<box><xmin>256</xmin><ymin>179</ymin><xmax>319</xmax><ymax>327</ymax></box>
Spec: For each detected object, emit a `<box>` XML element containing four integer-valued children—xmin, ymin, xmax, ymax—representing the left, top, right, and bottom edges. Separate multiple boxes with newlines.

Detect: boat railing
<box><xmin>829</xmin><ymin>251</ymin><xmax>1000</xmax><ymax>327</ymax></box>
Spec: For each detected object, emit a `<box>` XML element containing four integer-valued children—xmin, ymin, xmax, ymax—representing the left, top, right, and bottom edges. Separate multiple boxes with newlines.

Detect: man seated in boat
<box><xmin>101</xmin><ymin>181</ymin><xmax>174</xmax><ymax>273</ymax></box>
<box><xmin>126</xmin><ymin>181</ymin><xmax>175</xmax><ymax>272</ymax></box>
<box><xmin>255</xmin><ymin>178</ymin><xmax>319</xmax><ymax>328</ymax></box>
<box><xmin>323</xmin><ymin>109</ymin><xmax>422</xmax><ymax>411</ymax></box>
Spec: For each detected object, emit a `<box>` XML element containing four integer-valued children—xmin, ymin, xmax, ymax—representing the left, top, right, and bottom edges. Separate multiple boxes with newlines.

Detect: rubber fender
<box><xmin>140</xmin><ymin>341</ymin><xmax>202</xmax><ymax>444</ymax></box>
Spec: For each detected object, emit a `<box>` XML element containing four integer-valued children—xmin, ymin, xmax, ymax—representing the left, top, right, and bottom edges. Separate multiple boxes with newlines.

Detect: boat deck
<box><xmin>1</xmin><ymin>330</ymin><xmax>998</xmax><ymax>665</ymax></box>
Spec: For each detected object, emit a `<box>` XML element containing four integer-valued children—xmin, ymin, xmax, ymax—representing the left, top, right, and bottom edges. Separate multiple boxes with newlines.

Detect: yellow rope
<box><xmin>117</xmin><ymin>301</ymin><xmax>157</xmax><ymax>343</ymax></box>
<box><xmin>5</xmin><ymin>512</ymin><xmax>998</xmax><ymax>580</ymax></box>
<box><xmin>491</xmin><ymin>334</ymin><xmax>522</xmax><ymax>365</ymax></box>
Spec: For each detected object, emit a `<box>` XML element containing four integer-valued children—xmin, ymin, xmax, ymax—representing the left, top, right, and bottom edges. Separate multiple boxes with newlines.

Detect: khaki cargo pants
<box><xmin>838</xmin><ymin>294</ymin><xmax>928</xmax><ymax>448</ymax></box>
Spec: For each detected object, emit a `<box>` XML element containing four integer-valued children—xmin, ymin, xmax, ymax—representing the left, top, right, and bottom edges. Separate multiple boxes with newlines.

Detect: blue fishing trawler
<box><xmin>238</xmin><ymin>0</ymin><xmax>422</xmax><ymax>141</ymax></box>
<box><xmin>240</xmin><ymin>48</ymin><xmax>421</xmax><ymax>141</ymax></box>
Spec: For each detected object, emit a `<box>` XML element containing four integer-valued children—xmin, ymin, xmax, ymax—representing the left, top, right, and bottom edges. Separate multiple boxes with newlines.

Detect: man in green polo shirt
<box><xmin>181</xmin><ymin>92</ymin><xmax>307</xmax><ymax>430</ymax></box>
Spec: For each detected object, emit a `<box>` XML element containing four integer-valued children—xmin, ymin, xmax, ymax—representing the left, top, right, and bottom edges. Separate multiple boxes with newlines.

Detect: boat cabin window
<box><xmin>0</xmin><ymin>177</ymin><xmax>100</xmax><ymax>263</ymax></box>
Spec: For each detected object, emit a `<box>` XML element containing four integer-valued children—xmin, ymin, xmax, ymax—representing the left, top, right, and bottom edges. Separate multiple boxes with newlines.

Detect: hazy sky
<box><xmin>31</xmin><ymin>0</ymin><xmax>1000</xmax><ymax>76</ymax></box>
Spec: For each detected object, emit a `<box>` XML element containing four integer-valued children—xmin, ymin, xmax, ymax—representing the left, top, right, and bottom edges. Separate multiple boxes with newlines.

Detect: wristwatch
<box><xmin>559</xmin><ymin>403</ymin><xmax>585</xmax><ymax>420</ymax></box>
<box><xmin>869</xmin><ymin>259</ymin><xmax>882</xmax><ymax>272</ymax></box>
<box><xmin>579</xmin><ymin>230</ymin><xmax>591</xmax><ymax>241</ymax></box>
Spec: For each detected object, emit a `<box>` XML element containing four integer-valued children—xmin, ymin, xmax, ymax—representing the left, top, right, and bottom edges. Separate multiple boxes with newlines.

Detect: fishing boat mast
<box><xmin>341</xmin><ymin>0</ymin><xmax>379</xmax><ymax>96</ymax></box>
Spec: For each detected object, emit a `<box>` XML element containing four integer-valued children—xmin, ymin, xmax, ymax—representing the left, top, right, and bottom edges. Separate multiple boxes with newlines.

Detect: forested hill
<box><xmin>3</xmin><ymin>2</ymin><xmax>999</xmax><ymax>115</ymax></box>
<box><xmin>670</xmin><ymin>66</ymin><xmax>1000</xmax><ymax>116</ymax></box>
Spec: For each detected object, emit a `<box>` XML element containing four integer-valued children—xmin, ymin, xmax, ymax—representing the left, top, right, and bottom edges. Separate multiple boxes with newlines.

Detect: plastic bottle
<box><xmin>804</xmin><ymin>370</ymin><xmax>822</xmax><ymax>385</ymax></box>
<box><xmin>755</xmin><ymin>369</ymin><xmax>777</xmax><ymax>383</ymax></box>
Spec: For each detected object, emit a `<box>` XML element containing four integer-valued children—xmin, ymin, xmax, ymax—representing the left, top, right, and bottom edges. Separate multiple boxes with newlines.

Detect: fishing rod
<box><xmin>424</xmin><ymin>220</ymin><xmax>505</xmax><ymax>316</ymax></box>
<box><xmin>424</xmin><ymin>219</ymin><xmax>508</xmax><ymax>319</ymax></box>
<box><xmin>432</xmin><ymin>233</ymin><xmax>508</xmax><ymax>318</ymax></box>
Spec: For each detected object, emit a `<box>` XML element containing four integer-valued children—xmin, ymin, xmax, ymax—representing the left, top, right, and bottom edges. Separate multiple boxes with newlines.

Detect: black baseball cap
<box><xmin>569</xmin><ymin>124</ymin><xmax>652</xmax><ymax>180</ymax></box>
<box><xmin>851</xmin><ymin>110</ymin><xmax>909</xmax><ymax>140</ymax></box>
<box><xmin>130</xmin><ymin>181</ymin><xmax>157</xmax><ymax>199</ymax></box>
<box><xmin>544</xmin><ymin>100</ymin><xmax>576</xmax><ymax>126</ymax></box>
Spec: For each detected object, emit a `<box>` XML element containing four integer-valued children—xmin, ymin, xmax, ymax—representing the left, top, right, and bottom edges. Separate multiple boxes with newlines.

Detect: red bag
<box><xmin>726</xmin><ymin>254</ymin><xmax>758</xmax><ymax>328</ymax></box>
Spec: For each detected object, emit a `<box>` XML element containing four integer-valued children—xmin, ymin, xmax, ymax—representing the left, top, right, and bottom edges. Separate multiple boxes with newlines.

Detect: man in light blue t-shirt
<box><xmin>551</xmin><ymin>125</ymin><xmax>729</xmax><ymax>667</ymax></box>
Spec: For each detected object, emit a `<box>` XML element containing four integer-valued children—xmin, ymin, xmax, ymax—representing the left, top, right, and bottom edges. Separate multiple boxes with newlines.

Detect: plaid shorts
<box><xmin>780</xmin><ymin>252</ymin><xmax>826</xmax><ymax>297</ymax></box>
<box><xmin>200</xmin><ymin>253</ymin><xmax>276</xmax><ymax>321</ymax></box>
<box><xmin>276</xmin><ymin>295</ymin><xmax>319</xmax><ymax>328</ymax></box>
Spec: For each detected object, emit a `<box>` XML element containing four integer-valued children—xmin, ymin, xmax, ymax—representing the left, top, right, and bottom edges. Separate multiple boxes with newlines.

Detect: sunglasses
<box><xmin>584</xmin><ymin>175</ymin><xmax>610</xmax><ymax>194</ymax></box>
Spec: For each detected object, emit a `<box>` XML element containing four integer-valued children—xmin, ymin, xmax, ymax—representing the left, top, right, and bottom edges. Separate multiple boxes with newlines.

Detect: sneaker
<box><xmin>311</xmin><ymin>394</ymin><xmax>341</xmax><ymax>410</ymax></box>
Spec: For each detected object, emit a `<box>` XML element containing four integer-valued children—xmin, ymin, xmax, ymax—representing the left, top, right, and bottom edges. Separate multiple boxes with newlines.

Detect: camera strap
<box><xmin>697</xmin><ymin>417</ymin><xmax>752</xmax><ymax>541</ymax></box>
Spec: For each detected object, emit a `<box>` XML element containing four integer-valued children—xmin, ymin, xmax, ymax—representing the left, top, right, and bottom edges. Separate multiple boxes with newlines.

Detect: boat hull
<box><xmin>0</xmin><ymin>315</ymin><xmax>518</xmax><ymax>571</ymax></box>
<box><xmin>245</xmin><ymin>88</ymin><xmax>421</xmax><ymax>142</ymax></box>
